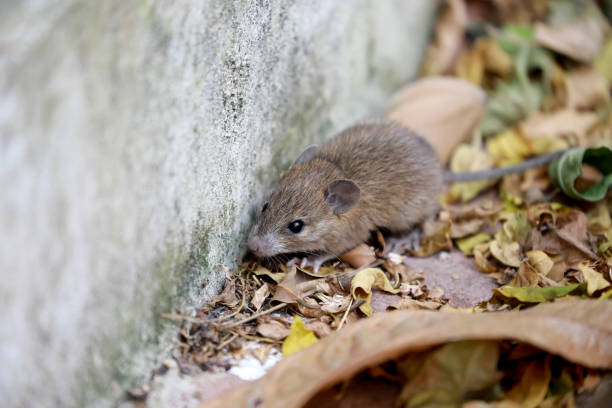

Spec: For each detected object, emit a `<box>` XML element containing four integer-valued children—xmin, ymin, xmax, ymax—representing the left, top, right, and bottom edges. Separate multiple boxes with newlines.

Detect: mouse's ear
<box><xmin>293</xmin><ymin>145</ymin><xmax>318</xmax><ymax>165</ymax></box>
<box><xmin>325</xmin><ymin>179</ymin><xmax>361</xmax><ymax>215</ymax></box>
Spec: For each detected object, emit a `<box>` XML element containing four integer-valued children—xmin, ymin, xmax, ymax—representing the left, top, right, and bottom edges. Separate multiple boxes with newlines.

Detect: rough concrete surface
<box><xmin>0</xmin><ymin>0</ymin><xmax>438</xmax><ymax>406</ymax></box>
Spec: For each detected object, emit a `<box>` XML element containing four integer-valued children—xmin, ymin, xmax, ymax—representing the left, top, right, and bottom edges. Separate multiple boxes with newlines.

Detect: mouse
<box><xmin>247</xmin><ymin>119</ymin><xmax>443</xmax><ymax>272</ymax></box>
<box><xmin>247</xmin><ymin>120</ymin><xmax>568</xmax><ymax>272</ymax></box>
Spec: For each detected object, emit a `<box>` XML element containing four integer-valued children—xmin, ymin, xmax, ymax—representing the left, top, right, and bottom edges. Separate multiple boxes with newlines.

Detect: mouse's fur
<box><xmin>248</xmin><ymin>120</ymin><xmax>443</xmax><ymax>259</ymax></box>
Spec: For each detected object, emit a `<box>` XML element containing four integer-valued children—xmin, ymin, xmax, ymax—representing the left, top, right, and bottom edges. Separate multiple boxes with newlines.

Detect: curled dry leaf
<box><xmin>577</xmin><ymin>262</ymin><xmax>611</xmax><ymax>295</ymax></box>
<box><xmin>410</xmin><ymin>219</ymin><xmax>453</xmax><ymax>257</ymax></box>
<box><xmin>526</xmin><ymin>250</ymin><xmax>554</xmax><ymax>276</ymax></box>
<box><xmin>490</xmin><ymin>240</ymin><xmax>521</xmax><ymax>268</ymax></box>
<box><xmin>338</xmin><ymin>243</ymin><xmax>375</xmax><ymax>269</ymax></box>
<box><xmin>385</xmin><ymin>77</ymin><xmax>486</xmax><ymax>164</ymax></box>
<box><xmin>350</xmin><ymin>268</ymin><xmax>399</xmax><ymax>316</ymax></box>
<box><xmin>201</xmin><ymin>299</ymin><xmax>612</xmax><ymax>408</ymax></box>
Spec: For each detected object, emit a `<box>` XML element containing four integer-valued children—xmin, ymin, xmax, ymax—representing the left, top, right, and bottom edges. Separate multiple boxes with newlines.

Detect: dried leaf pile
<box><xmin>159</xmin><ymin>1</ymin><xmax>612</xmax><ymax>407</ymax></box>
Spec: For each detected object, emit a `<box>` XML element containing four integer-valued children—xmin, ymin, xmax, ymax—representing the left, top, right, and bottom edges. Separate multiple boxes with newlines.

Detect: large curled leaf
<box><xmin>548</xmin><ymin>146</ymin><xmax>612</xmax><ymax>201</ymax></box>
<box><xmin>203</xmin><ymin>299</ymin><xmax>612</xmax><ymax>408</ymax></box>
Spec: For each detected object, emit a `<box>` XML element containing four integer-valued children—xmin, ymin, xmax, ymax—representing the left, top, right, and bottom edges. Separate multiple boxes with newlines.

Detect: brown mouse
<box><xmin>247</xmin><ymin>120</ymin><xmax>443</xmax><ymax>271</ymax></box>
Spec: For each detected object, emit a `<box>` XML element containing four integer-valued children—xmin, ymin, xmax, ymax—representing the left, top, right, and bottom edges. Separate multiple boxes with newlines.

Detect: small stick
<box><xmin>337</xmin><ymin>298</ymin><xmax>353</xmax><ymax>331</ymax></box>
<box><xmin>221</xmin><ymin>302</ymin><xmax>288</xmax><ymax>329</ymax></box>
<box><xmin>217</xmin><ymin>333</ymin><xmax>239</xmax><ymax>350</ymax></box>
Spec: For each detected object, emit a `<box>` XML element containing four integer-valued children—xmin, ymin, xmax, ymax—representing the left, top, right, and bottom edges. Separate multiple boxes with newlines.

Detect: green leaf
<box><xmin>480</xmin><ymin>79</ymin><xmax>544</xmax><ymax>136</ymax></box>
<box><xmin>548</xmin><ymin>147</ymin><xmax>612</xmax><ymax>202</ymax></box>
<box><xmin>495</xmin><ymin>283</ymin><xmax>584</xmax><ymax>303</ymax></box>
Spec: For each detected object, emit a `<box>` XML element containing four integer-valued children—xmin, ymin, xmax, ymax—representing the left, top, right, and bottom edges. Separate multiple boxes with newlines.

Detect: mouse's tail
<box><xmin>443</xmin><ymin>149</ymin><xmax>570</xmax><ymax>183</ymax></box>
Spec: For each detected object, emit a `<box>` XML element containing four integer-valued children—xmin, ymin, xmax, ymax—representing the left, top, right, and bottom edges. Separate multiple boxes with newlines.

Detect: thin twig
<box><xmin>221</xmin><ymin>302</ymin><xmax>288</xmax><ymax>329</ymax></box>
<box><xmin>337</xmin><ymin>297</ymin><xmax>353</xmax><ymax>331</ymax></box>
<box><xmin>217</xmin><ymin>333</ymin><xmax>239</xmax><ymax>350</ymax></box>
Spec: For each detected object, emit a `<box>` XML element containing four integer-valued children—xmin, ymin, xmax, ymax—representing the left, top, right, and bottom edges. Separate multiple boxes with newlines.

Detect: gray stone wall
<box><xmin>0</xmin><ymin>0</ymin><xmax>437</xmax><ymax>406</ymax></box>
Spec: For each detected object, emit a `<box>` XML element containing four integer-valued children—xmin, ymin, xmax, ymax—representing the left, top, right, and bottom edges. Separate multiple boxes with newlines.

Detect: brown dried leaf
<box><xmin>534</xmin><ymin>11</ymin><xmax>610</xmax><ymax>63</ymax></box>
<box><xmin>387</xmin><ymin>297</ymin><xmax>441</xmax><ymax>311</ymax></box>
<box><xmin>256</xmin><ymin>319</ymin><xmax>290</xmax><ymax>341</ymax></box>
<box><xmin>421</xmin><ymin>0</ymin><xmax>468</xmax><ymax>76</ymax></box>
<box><xmin>338</xmin><ymin>243</ymin><xmax>376</xmax><ymax>269</ymax></box>
<box><xmin>202</xmin><ymin>299</ymin><xmax>612</xmax><ymax>408</ymax></box>
<box><xmin>386</xmin><ymin>77</ymin><xmax>486</xmax><ymax>163</ymax></box>
<box><xmin>520</xmin><ymin>109</ymin><xmax>600</xmax><ymax>147</ymax></box>
<box><xmin>210</xmin><ymin>277</ymin><xmax>238</xmax><ymax>307</ymax></box>
<box><xmin>411</xmin><ymin>219</ymin><xmax>453</xmax><ymax>257</ymax></box>
<box><xmin>319</xmin><ymin>294</ymin><xmax>351</xmax><ymax>314</ymax></box>
<box><xmin>510</xmin><ymin>262</ymin><xmax>540</xmax><ymax>287</ymax></box>
<box><xmin>251</xmin><ymin>282</ymin><xmax>270</xmax><ymax>312</ymax></box>
<box><xmin>271</xmin><ymin>266</ymin><xmax>309</xmax><ymax>304</ymax></box>
<box><xmin>565</xmin><ymin>68</ymin><xmax>610</xmax><ymax>110</ymax></box>
<box><xmin>305</xmin><ymin>320</ymin><xmax>332</xmax><ymax>339</ymax></box>
<box><xmin>450</xmin><ymin>218</ymin><xmax>486</xmax><ymax>239</ymax></box>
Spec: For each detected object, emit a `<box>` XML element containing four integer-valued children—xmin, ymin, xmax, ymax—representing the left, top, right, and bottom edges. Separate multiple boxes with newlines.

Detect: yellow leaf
<box><xmin>455</xmin><ymin>47</ymin><xmax>484</xmax><ymax>85</ymax></box>
<box><xmin>486</xmin><ymin>130</ymin><xmax>533</xmax><ymax>166</ymax></box>
<box><xmin>578</xmin><ymin>262</ymin><xmax>611</xmax><ymax>295</ymax></box>
<box><xmin>490</xmin><ymin>240</ymin><xmax>521</xmax><ymax>268</ymax></box>
<box><xmin>594</xmin><ymin>36</ymin><xmax>612</xmax><ymax>81</ymax></box>
<box><xmin>350</xmin><ymin>268</ymin><xmax>399</xmax><ymax>316</ymax></box>
<box><xmin>586</xmin><ymin>201</ymin><xmax>611</xmax><ymax>234</ymax></box>
<box><xmin>448</xmin><ymin>145</ymin><xmax>496</xmax><ymax>202</ymax></box>
<box><xmin>456</xmin><ymin>233</ymin><xmax>491</xmax><ymax>255</ymax></box>
<box><xmin>526</xmin><ymin>250</ymin><xmax>554</xmax><ymax>276</ymax></box>
<box><xmin>281</xmin><ymin>316</ymin><xmax>318</xmax><ymax>356</ymax></box>
<box><xmin>505</xmin><ymin>359</ymin><xmax>551</xmax><ymax>408</ymax></box>
<box><xmin>499</xmin><ymin>212</ymin><xmax>531</xmax><ymax>246</ymax></box>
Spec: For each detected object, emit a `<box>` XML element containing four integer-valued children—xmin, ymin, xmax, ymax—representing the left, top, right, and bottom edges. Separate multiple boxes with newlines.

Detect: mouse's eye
<box><xmin>288</xmin><ymin>220</ymin><xmax>304</xmax><ymax>234</ymax></box>
<box><xmin>261</xmin><ymin>203</ymin><xmax>269</xmax><ymax>213</ymax></box>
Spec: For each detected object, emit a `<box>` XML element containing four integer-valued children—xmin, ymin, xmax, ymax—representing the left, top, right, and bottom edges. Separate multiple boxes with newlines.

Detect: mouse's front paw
<box><xmin>286</xmin><ymin>255</ymin><xmax>332</xmax><ymax>273</ymax></box>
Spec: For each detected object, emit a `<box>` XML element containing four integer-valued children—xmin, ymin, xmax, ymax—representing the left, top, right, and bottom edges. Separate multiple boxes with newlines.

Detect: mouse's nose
<box><xmin>248</xmin><ymin>235</ymin><xmax>272</xmax><ymax>256</ymax></box>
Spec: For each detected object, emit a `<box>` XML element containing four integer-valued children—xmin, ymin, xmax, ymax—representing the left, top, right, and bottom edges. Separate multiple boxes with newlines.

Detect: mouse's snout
<box><xmin>248</xmin><ymin>232</ymin><xmax>275</xmax><ymax>257</ymax></box>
